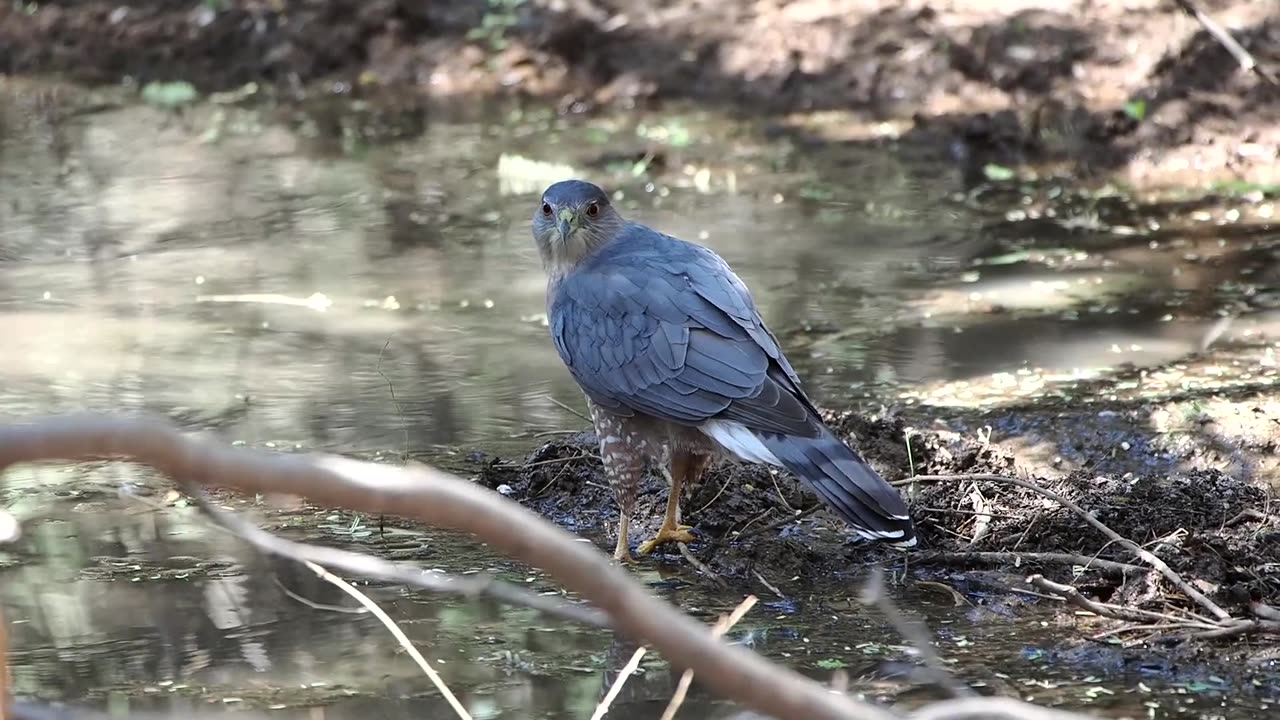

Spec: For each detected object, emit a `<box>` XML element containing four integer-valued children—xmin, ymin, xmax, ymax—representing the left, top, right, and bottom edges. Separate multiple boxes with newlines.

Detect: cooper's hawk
<box><xmin>532</xmin><ymin>180</ymin><xmax>916</xmax><ymax>562</ymax></box>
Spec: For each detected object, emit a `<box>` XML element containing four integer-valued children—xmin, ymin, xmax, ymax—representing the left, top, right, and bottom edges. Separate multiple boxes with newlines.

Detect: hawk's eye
<box><xmin>586</xmin><ymin>202</ymin><xmax>599</xmax><ymax>217</ymax></box>
<box><xmin>541</xmin><ymin>202</ymin><xmax>552</xmax><ymax>216</ymax></box>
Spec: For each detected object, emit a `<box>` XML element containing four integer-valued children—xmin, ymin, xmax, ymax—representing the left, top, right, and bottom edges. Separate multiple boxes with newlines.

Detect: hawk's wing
<box><xmin>548</xmin><ymin>224</ymin><xmax>915</xmax><ymax>545</ymax></box>
<box><xmin>549</xmin><ymin>227</ymin><xmax>816</xmax><ymax>437</ymax></box>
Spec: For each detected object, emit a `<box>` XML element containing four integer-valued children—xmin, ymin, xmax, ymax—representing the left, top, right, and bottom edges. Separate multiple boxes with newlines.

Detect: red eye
<box><xmin>586</xmin><ymin>203</ymin><xmax>599</xmax><ymax>217</ymax></box>
<box><xmin>541</xmin><ymin>202</ymin><xmax>552</xmax><ymax>216</ymax></box>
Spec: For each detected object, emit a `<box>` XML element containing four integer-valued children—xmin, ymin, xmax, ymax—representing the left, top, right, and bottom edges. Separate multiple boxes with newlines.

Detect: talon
<box><xmin>613</xmin><ymin>549</ymin><xmax>638</xmax><ymax>564</ymax></box>
<box><xmin>637</xmin><ymin>525</ymin><xmax>697</xmax><ymax>555</ymax></box>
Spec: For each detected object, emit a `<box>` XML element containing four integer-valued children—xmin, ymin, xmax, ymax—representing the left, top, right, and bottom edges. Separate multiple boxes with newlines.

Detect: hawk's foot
<box><xmin>637</xmin><ymin>524</ymin><xmax>695</xmax><ymax>555</ymax></box>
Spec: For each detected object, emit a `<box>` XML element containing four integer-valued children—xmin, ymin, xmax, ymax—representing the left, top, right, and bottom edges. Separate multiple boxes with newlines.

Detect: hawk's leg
<box><xmin>590</xmin><ymin>403</ymin><xmax>643</xmax><ymax>563</ymax></box>
<box><xmin>638</xmin><ymin>449</ymin><xmax>709</xmax><ymax>555</ymax></box>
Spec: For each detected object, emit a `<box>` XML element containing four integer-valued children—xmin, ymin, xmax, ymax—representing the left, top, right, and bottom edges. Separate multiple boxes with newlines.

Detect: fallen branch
<box><xmin>917</xmin><ymin>551</ymin><xmax>1144</xmax><ymax>576</ymax></box>
<box><xmin>0</xmin><ymin>415</ymin><xmax>1110</xmax><ymax>720</ymax></box>
<box><xmin>305</xmin><ymin>560</ymin><xmax>472</xmax><ymax>720</ymax></box>
<box><xmin>1026</xmin><ymin>575</ymin><xmax>1216</xmax><ymax>628</ymax></box>
<box><xmin>902</xmin><ymin>474</ymin><xmax>1232</xmax><ymax>621</ymax></box>
<box><xmin>0</xmin><ymin>414</ymin><xmax>900</xmax><ymax>720</ymax></box>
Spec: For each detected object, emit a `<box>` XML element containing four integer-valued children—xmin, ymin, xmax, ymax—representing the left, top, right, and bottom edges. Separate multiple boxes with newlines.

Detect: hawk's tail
<box><xmin>701</xmin><ymin>419</ymin><xmax>915</xmax><ymax>547</ymax></box>
<box><xmin>760</xmin><ymin>426</ymin><xmax>916</xmax><ymax>547</ymax></box>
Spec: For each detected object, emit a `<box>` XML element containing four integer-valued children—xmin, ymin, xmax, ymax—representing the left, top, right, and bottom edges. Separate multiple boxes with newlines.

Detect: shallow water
<box><xmin>1</xmin><ymin>82</ymin><xmax>1278</xmax><ymax>718</ymax></box>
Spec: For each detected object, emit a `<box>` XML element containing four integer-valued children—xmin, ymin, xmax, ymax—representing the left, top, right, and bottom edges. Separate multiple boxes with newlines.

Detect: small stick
<box><xmin>305</xmin><ymin>560</ymin><xmax>472</xmax><ymax>720</ymax></box>
<box><xmin>590</xmin><ymin>646</ymin><xmax>647</xmax><ymax>720</ymax></box>
<box><xmin>548</xmin><ymin>396</ymin><xmax>591</xmax><ymax>423</ymax></box>
<box><xmin>1171</xmin><ymin>0</ymin><xmax>1274</xmax><ymax>83</ymax></box>
<box><xmin>731</xmin><ymin>505</ymin><xmax>822</xmax><ymax>543</ymax></box>
<box><xmin>679</xmin><ymin>542</ymin><xmax>728</xmax><ymax>589</ymax></box>
<box><xmin>659</xmin><ymin>595</ymin><xmax>758</xmax><ymax>720</ymax></box>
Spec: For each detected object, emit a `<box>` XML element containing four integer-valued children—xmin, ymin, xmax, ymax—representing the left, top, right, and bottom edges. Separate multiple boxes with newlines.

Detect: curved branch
<box><xmin>0</xmin><ymin>414</ymin><xmax>898</xmax><ymax>720</ymax></box>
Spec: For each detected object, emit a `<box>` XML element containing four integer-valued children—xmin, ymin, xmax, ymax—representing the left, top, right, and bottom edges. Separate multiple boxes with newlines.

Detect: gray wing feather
<box><xmin>549</xmin><ymin>226</ymin><xmax>813</xmax><ymax>435</ymax></box>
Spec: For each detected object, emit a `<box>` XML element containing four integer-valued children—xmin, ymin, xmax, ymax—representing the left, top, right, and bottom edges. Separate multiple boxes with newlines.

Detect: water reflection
<box><xmin>2</xmin><ymin>83</ymin><xmax>1279</xmax><ymax>719</ymax></box>
<box><xmin>6</xmin><ymin>86</ymin><xmax>1273</xmax><ymax>453</ymax></box>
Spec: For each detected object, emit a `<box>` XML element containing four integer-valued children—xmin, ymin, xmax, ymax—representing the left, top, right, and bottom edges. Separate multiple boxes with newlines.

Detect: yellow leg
<box><xmin>638</xmin><ymin>451</ymin><xmax>697</xmax><ymax>555</ymax></box>
<box><xmin>613</xmin><ymin>511</ymin><xmax>636</xmax><ymax>563</ymax></box>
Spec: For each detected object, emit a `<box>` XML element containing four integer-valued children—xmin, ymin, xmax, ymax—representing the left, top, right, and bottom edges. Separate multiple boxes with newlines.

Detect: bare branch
<box><xmin>0</xmin><ymin>414</ymin><xmax>901</xmax><ymax>720</ymax></box>
<box><xmin>1026</xmin><ymin>575</ymin><xmax>1215</xmax><ymax>628</ymax></box>
<box><xmin>917</xmin><ymin>551</ymin><xmax>1145</xmax><ymax>575</ymax></box>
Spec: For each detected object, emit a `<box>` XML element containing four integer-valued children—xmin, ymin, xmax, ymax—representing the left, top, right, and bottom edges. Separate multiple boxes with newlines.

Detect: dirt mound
<box><xmin>474</xmin><ymin>413</ymin><xmax>1278</xmax><ymax>615</ymax></box>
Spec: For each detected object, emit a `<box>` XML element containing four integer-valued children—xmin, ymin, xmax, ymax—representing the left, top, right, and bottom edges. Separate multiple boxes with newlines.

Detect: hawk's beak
<box><xmin>557</xmin><ymin>208</ymin><xmax>576</xmax><ymax>242</ymax></box>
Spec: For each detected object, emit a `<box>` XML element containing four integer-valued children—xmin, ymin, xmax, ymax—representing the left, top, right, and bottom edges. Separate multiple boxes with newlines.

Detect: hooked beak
<box><xmin>557</xmin><ymin>208</ymin><xmax>576</xmax><ymax>242</ymax></box>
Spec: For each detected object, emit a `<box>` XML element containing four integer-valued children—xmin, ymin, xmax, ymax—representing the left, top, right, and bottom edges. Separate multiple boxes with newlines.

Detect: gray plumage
<box><xmin>533</xmin><ymin>180</ymin><xmax>915</xmax><ymax>556</ymax></box>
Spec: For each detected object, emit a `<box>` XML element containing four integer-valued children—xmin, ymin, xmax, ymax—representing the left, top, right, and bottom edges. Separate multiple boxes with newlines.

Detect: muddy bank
<box><xmin>473</xmin><ymin>404</ymin><xmax>1278</xmax><ymax>624</ymax></box>
<box><xmin>1</xmin><ymin>0</ymin><xmax>1277</xmax><ymax>189</ymax></box>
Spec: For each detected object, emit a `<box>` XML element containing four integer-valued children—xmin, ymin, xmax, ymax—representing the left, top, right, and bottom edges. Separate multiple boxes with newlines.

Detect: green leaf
<box><xmin>141</xmin><ymin>81</ymin><xmax>198</xmax><ymax>109</ymax></box>
<box><xmin>816</xmin><ymin>658</ymin><xmax>847</xmax><ymax>670</ymax></box>
<box><xmin>1123</xmin><ymin>100</ymin><xmax>1147</xmax><ymax>122</ymax></box>
<box><xmin>982</xmin><ymin>163</ymin><xmax>1016</xmax><ymax>182</ymax></box>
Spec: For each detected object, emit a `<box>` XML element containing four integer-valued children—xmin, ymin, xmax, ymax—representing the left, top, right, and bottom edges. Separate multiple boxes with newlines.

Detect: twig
<box><xmin>859</xmin><ymin>568</ymin><xmax>973</xmax><ymax>699</ymax></box>
<box><xmin>903</xmin><ymin>474</ymin><xmax>1232</xmax><ymax>620</ymax></box>
<box><xmin>375</xmin><ymin>337</ymin><xmax>410</xmax><ymax>459</ymax></box>
<box><xmin>660</xmin><ymin>595</ymin><xmax>759</xmax><ymax>720</ymax></box>
<box><xmin>1171</xmin><ymin>0</ymin><xmax>1275</xmax><ymax>83</ymax></box>
<box><xmin>0</xmin><ymin>414</ymin><xmax>907</xmax><ymax>720</ymax></box>
<box><xmin>752</xmin><ymin>570</ymin><xmax>787</xmax><ymax>600</ymax></box>
<box><xmin>679</xmin><ymin>542</ymin><xmax>728</xmax><ymax>589</ymax></box>
<box><xmin>180</xmin><ymin>489</ymin><xmax>610</xmax><ymax>628</ymax></box>
<box><xmin>547</xmin><ymin>396</ymin><xmax>591</xmax><ymax>423</ymax></box>
<box><xmin>731</xmin><ymin>505</ymin><xmax>822</xmax><ymax>543</ymax></box>
<box><xmin>590</xmin><ymin>647</ymin><xmax>647</xmax><ymax>720</ymax></box>
<box><xmin>273</xmin><ymin>576</ymin><xmax>368</xmax><ymax>614</ymax></box>
<box><xmin>305</xmin><ymin>560</ymin><xmax>472</xmax><ymax>720</ymax></box>
<box><xmin>916</xmin><ymin>551</ymin><xmax>1145</xmax><ymax>575</ymax></box>
<box><xmin>1026</xmin><ymin>575</ymin><xmax>1214</xmax><ymax>628</ymax></box>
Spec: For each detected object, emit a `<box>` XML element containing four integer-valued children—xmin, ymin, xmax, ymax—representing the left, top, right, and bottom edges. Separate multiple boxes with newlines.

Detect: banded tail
<box><xmin>701</xmin><ymin>419</ymin><xmax>916</xmax><ymax>547</ymax></box>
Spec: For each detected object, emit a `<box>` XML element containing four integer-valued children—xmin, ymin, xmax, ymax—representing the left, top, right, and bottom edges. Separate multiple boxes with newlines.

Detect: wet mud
<box><xmin>474</xmin><ymin>405</ymin><xmax>1278</xmax><ymax>621</ymax></box>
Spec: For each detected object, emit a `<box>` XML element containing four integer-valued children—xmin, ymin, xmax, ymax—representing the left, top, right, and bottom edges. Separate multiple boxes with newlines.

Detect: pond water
<box><xmin>0</xmin><ymin>82</ymin><xmax>1277</xmax><ymax>719</ymax></box>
